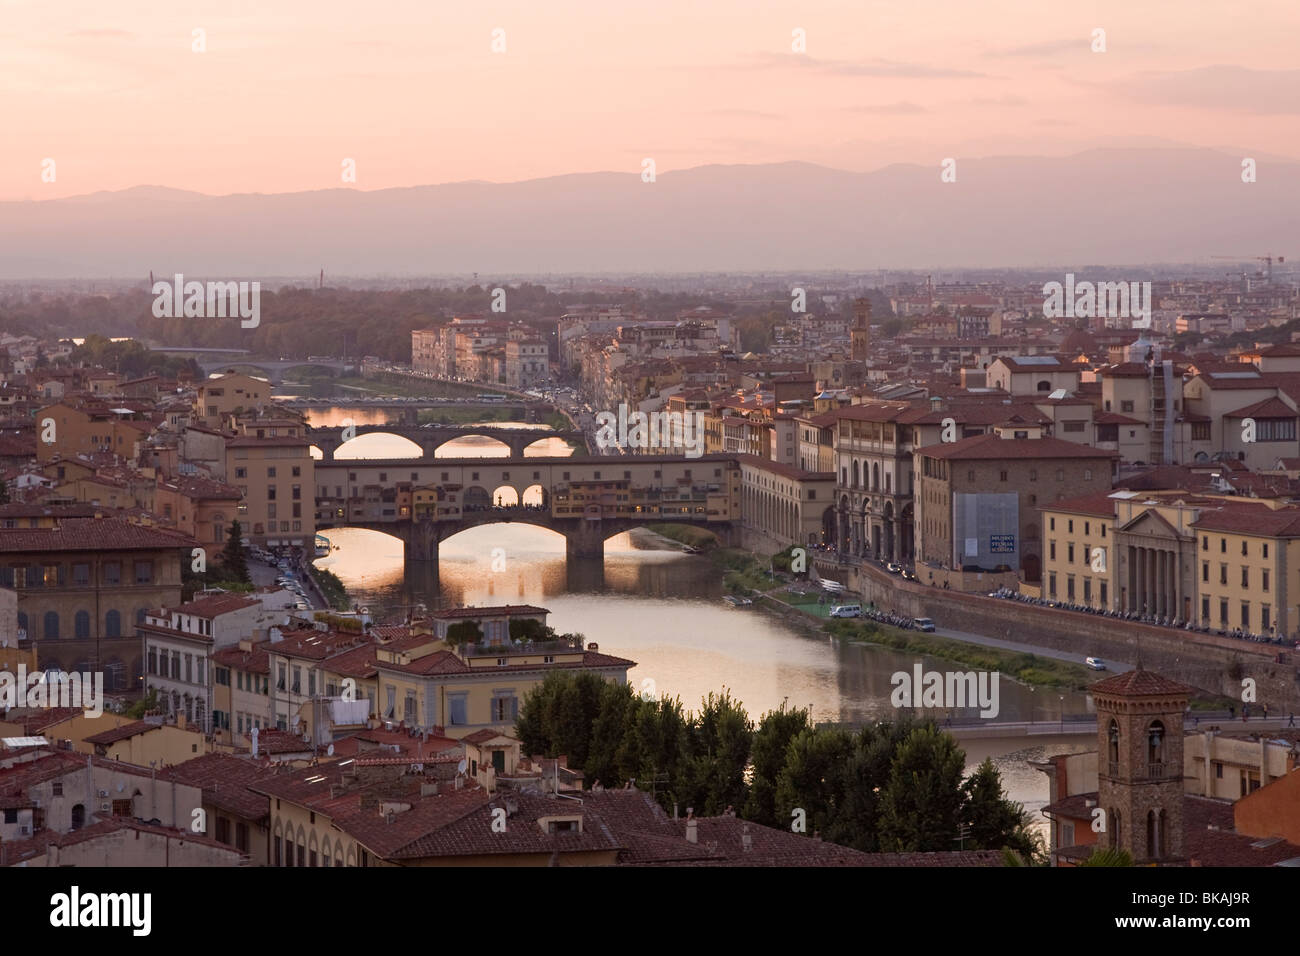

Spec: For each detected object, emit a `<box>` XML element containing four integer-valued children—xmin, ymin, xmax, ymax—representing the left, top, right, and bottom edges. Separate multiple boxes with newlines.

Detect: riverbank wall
<box><xmin>813</xmin><ymin>558</ymin><xmax>1300</xmax><ymax>710</ymax></box>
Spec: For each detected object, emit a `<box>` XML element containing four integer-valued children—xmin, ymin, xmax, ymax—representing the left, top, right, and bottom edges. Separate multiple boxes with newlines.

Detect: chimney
<box><xmin>685</xmin><ymin>819</ymin><xmax>698</xmax><ymax>845</ymax></box>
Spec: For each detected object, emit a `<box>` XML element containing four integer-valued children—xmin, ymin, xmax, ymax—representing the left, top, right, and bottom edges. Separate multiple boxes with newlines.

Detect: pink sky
<box><xmin>5</xmin><ymin>0</ymin><xmax>1299</xmax><ymax>200</ymax></box>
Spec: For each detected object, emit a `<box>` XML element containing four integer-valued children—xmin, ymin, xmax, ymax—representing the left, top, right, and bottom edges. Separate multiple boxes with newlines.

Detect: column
<box><xmin>1127</xmin><ymin>547</ymin><xmax>1134</xmax><ymax>610</ymax></box>
<box><xmin>1136</xmin><ymin>547</ymin><xmax>1146</xmax><ymax>613</ymax></box>
<box><xmin>1158</xmin><ymin>550</ymin><xmax>1167</xmax><ymax>617</ymax></box>
<box><xmin>1149</xmin><ymin>548</ymin><xmax>1158</xmax><ymax>615</ymax></box>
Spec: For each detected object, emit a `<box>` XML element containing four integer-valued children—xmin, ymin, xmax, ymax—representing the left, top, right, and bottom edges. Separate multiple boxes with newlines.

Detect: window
<box><xmin>105</xmin><ymin>609</ymin><xmax>121</xmax><ymax>637</ymax></box>
<box><xmin>43</xmin><ymin>611</ymin><xmax>59</xmax><ymax>640</ymax></box>
<box><xmin>1220</xmin><ymin>599</ymin><xmax>1228</xmax><ymax>625</ymax></box>
<box><xmin>1202</xmin><ymin>597</ymin><xmax>1210</xmax><ymax>621</ymax></box>
<box><xmin>1084</xmin><ymin>469</ymin><xmax>1092</xmax><ymax>481</ymax></box>
<box><xmin>267</xmin><ymin>467</ymin><xmax>277</xmax><ymax>478</ymax></box>
<box><xmin>1241</xmin><ymin>567</ymin><xmax>1249</xmax><ymax>588</ymax></box>
<box><xmin>1220</xmin><ymin>538</ymin><xmax>1226</xmax><ymax>553</ymax></box>
<box><xmin>1050</xmin><ymin>541</ymin><xmax>1056</xmax><ymax>560</ymax></box>
<box><xmin>1048</xmin><ymin>573</ymin><xmax>1057</xmax><ymax>598</ymax></box>
<box><xmin>1220</xmin><ymin>565</ymin><xmax>1227</xmax><ymax>585</ymax></box>
<box><xmin>999</xmin><ymin>471</ymin><xmax>1007</xmax><ymax>482</ymax></box>
<box><xmin>968</xmin><ymin>469</ymin><xmax>975</xmax><ymax>482</ymax></box>
<box><xmin>1241</xmin><ymin>602</ymin><xmax>1250</xmax><ymax>629</ymax></box>
<box><xmin>134</xmin><ymin>560</ymin><xmax>154</xmax><ymax>585</ymax></box>
<box><xmin>1262</xmin><ymin>605</ymin><xmax>1271</xmax><ymax>630</ymax></box>
<box><xmin>1120</xmin><ymin>400</ymin><xmax>1134</xmax><ymax>413</ymax></box>
<box><xmin>1201</xmin><ymin>536</ymin><xmax>1208</xmax><ymax>551</ymax></box>
<box><xmin>1056</xmin><ymin>469</ymin><xmax>1065</xmax><ymax>481</ymax></box>
<box><xmin>1202</xmin><ymin>562</ymin><xmax>1208</xmax><ymax>582</ymax></box>
<box><xmin>1067</xmin><ymin>543</ymin><xmax>1075</xmax><ymax>563</ymax></box>
<box><xmin>1241</xmin><ymin>541</ymin><xmax>1248</xmax><ymax>556</ymax></box>
<box><xmin>1263</xmin><ymin>543</ymin><xmax>1269</xmax><ymax>558</ymax></box>
<box><xmin>103</xmin><ymin>562</ymin><xmax>121</xmax><ymax>586</ymax></box>
<box><xmin>1263</xmin><ymin>570</ymin><xmax>1270</xmax><ymax>593</ymax></box>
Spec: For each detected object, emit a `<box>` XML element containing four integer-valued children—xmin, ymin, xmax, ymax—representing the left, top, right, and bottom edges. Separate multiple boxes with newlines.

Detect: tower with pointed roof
<box><xmin>1093</xmin><ymin>668</ymin><xmax>1191</xmax><ymax>864</ymax></box>
<box><xmin>851</xmin><ymin>298</ymin><xmax>871</xmax><ymax>361</ymax></box>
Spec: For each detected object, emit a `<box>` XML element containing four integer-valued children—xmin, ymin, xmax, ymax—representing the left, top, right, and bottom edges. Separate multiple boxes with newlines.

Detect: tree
<box><xmin>877</xmin><ymin>725</ymin><xmax>967</xmax><ymax>851</ymax></box>
<box><xmin>445</xmin><ymin>620</ymin><xmax>483</xmax><ymax>647</ymax></box>
<box><xmin>743</xmin><ymin>703</ymin><xmax>810</xmax><ymax>827</ymax></box>
<box><xmin>962</xmin><ymin>757</ymin><xmax>1042</xmax><ymax>861</ymax></box>
<box><xmin>218</xmin><ymin>520</ymin><xmax>250</xmax><ymax>583</ymax></box>
<box><xmin>680</xmin><ymin>690</ymin><xmax>753</xmax><ymax>816</ymax></box>
<box><xmin>509</xmin><ymin>618</ymin><xmax>554</xmax><ymax>643</ymax></box>
<box><xmin>1079</xmin><ymin>847</ymin><xmax>1133</xmax><ymax>867</ymax></box>
<box><xmin>774</xmin><ymin>726</ymin><xmax>856</xmax><ymax>838</ymax></box>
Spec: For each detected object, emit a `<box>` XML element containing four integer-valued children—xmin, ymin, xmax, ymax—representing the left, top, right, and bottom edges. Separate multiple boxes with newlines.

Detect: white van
<box><xmin>829</xmin><ymin>604</ymin><xmax>862</xmax><ymax>618</ymax></box>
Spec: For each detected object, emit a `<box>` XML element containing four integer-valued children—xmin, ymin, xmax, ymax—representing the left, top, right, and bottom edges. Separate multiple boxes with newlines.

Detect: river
<box><xmin>308</xmin><ymin>409</ymin><xmax>1094</xmax><ymax>839</ymax></box>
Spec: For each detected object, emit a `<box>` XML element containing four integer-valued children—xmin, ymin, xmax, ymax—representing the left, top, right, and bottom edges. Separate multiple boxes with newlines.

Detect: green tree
<box><xmin>509</xmin><ymin>618</ymin><xmax>554</xmax><ymax>643</ymax></box>
<box><xmin>445</xmin><ymin>620</ymin><xmax>483</xmax><ymax>647</ymax></box>
<box><xmin>1079</xmin><ymin>847</ymin><xmax>1134</xmax><ymax>867</ymax></box>
<box><xmin>774</xmin><ymin>726</ymin><xmax>856</xmax><ymax>838</ymax></box>
<box><xmin>878</xmin><ymin>725</ymin><xmax>967</xmax><ymax>851</ymax></box>
<box><xmin>743</xmin><ymin>703</ymin><xmax>810</xmax><ymax>827</ymax></box>
<box><xmin>218</xmin><ymin>520</ymin><xmax>250</xmax><ymax>583</ymax></box>
<box><xmin>680</xmin><ymin>690</ymin><xmax>754</xmax><ymax>816</ymax></box>
<box><xmin>962</xmin><ymin>757</ymin><xmax>1042</xmax><ymax>861</ymax></box>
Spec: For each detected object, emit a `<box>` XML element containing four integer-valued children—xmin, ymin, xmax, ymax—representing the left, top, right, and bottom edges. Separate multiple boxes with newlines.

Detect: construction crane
<box><xmin>1211</xmin><ymin>254</ymin><xmax>1286</xmax><ymax>284</ymax></box>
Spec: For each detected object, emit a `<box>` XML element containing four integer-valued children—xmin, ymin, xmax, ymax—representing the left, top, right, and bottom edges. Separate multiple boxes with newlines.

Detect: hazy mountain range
<box><xmin>5</xmin><ymin>148</ymin><xmax>1297</xmax><ymax>279</ymax></box>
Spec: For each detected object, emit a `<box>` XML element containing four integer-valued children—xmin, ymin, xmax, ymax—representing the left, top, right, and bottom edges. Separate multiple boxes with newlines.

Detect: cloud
<box><xmin>705</xmin><ymin>108</ymin><xmax>783</xmax><ymax>120</ymax></box>
<box><xmin>969</xmin><ymin>94</ymin><xmax>1028</xmax><ymax>107</ymax></box>
<box><xmin>1110</xmin><ymin>65</ymin><xmax>1300</xmax><ymax>115</ymax></box>
<box><xmin>739</xmin><ymin>51</ymin><xmax>986</xmax><ymax>78</ymax></box>
<box><xmin>847</xmin><ymin>101</ymin><xmax>928</xmax><ymax>114</ymax></box>
<box><xmin>991</xmin><ymin>38</ymin><xmax>1081</xmax><ymax>58</ymax></box>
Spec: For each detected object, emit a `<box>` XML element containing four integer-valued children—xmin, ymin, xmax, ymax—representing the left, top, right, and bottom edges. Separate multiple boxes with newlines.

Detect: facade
<box><xmin>0</xmin><ymin>518</ymin><xmax>192</xmax><ymax>680</ymax></box>
<box><xmin>34</xmin><ymin>400</ymin><xmax>152</xmax><ymax>464</ymax></box>
<box><xmin>411</xmin><ymin>327</ymin><xmax>442</xmax><ymax>376</ymax></box>
<box><xmin>833</xmin><ymin>403</ymin><xmax>916</xmax><ymax>563</ymax></box>
<box><xmin>505</xmin><ymin>339</ymin><xmax>549</xmax><ymax>388</ymax></box>
<box><xmin>194</xmin><ymin>373</ymin><xmax>270</xmax><ymax>429</ymax></box>
<box><xmin>738</xmin><ymin>454</ymin><xmax>836</xmax><ymax>550</ymax></box>
<box><xmin>225</xmin><ymin>435</ymin><xmax>316</xmax><ymax>546</ymax></box>
<box><xmin>914</xmin><ymin>434</ymin><xmax>1116</xmax><ymax>583</ymax></box>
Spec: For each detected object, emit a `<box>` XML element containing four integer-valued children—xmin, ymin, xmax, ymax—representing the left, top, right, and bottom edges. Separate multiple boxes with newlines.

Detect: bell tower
<box><xmin>1093</xmin><ymin>669</ymin><xmax>1190</xmax><ymax>864</ymax></box>
<box><xmin>851</xmin><ymin>298</ymin><xmax>871</xmax><ymax>361</ymax></box>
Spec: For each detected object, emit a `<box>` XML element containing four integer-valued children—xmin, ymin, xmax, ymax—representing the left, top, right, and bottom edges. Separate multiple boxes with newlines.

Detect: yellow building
<box><xmin>1040</xmin><ymin>491</ymin><xmax>1118</xmax><ymax>609</ymax></box>
<box><xmin>1191</xmin><ymin>499</ymin><xmax>1300</xmax><ymax>635</ymax></box>
<box><xmin>225</xmin><ymin>434</ymin><xmax>316</xmax><ymax>547</ymax></box>
<box><xmin>195</xmin><ymin>373</ymin><xmax>271</xmax><ymax>429</ymax></box>
<box><xmin>34</xmin><ymin>400</ymin><xmax>152</xmax><ymax>463</ymax></box>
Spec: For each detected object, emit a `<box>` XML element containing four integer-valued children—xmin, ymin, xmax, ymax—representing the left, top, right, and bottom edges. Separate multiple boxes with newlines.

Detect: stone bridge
<box><xmin>313</xmin><ymin>453</ymin><xmax>741</xmax><ymax>563</ymax></box>
<box><xmin>307</xmin><ymin>423</ymin><xmax>587</xmax><ymax>460</ymax></box>
<box><xmin>196</xmin><ymin>358</ymin><xmax>359</xmax><ymax>384</ymax></box>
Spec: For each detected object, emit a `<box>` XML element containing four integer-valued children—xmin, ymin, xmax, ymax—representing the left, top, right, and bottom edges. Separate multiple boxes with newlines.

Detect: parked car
<box><xmin>913</xmin><ymin>617</ymin><xmax>936</xmax><ymax>632</ymax></box>
<box><xmin>1086</xmin><ymin>657</ymin><xmax>1107</xmax><ymax>671</ymax></box>
<box><xmin>829</xmin><ymin>604</ymin><xmax>863</xmax><ymax>618</ymax></box>
<box><xmin>886</xmin><ymin>563</ymin><xmax>902</xmax><ymax>574</ymax></box>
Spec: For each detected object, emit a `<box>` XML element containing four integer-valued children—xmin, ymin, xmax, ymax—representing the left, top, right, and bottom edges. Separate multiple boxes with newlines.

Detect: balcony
<box><xmin>459</xmin><ymin>640</ymin><xmax>580</xmax><ymax>659</ymax></box>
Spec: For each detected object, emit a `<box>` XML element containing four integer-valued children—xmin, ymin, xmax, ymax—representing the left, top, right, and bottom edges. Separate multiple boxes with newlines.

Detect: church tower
<box><xmin>851</xmin><ymin>298</ymin><xmax>871</xmax><ymax>361</ymax></box>
<box><xmin>1093</xmin><ymin>669</ymin><xmax>1190</xmax><ymax>864</ymax></box>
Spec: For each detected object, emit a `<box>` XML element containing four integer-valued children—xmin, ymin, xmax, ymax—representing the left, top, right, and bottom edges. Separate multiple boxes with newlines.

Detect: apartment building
<box><xmin>914</xmin><ymin>434</ymin><xmax>1116</xmax><ymax>585</ymax></box>
<box><xmin>0</xmin><ymin>517</ymin><xmax>193</xmax><ymax>679</ymax></box>
<box><xmin>194</xmin><ymin>372</ymin><xmax>270</xmax><ymax>429</ymax></box>
<box><xmin>154</xmin><ymin>474</ymin><xmax>243</xmax><ymax>560</ymax></box>
<box><xmin>411</xmin><ymin>327</ymin><xmax>442</xmax><ymax>376</ymax></box>
<box><xmin>225</xmin><ymin>435</ymin><xmax>316</xmax><ymax>547</ymax></box>
<box><xmin>33</xmin><ymin>400</ymin><xmax>153</xmax><ymax>464</ymax></box>
<box><xmin>505</xmin><ymin>339</ymin><xmax>549</xmax><ymax>388</ymax></box>
<box><xmin>1039</xmin><ymin>491</ymin><xmax>1116</xmax><ymax>609</ymax></box>
<box><xmin>1191</xmin><ymin>499</ymin><xmax>1300</xmax><ymax>636</ymax></box>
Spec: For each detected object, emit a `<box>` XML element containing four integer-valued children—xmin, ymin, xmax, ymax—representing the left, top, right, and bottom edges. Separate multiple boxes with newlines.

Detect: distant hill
<box><xmin>4</xmin><ymin>149</ymin><xmax>1296</xmax><ymax>277</ymax></box>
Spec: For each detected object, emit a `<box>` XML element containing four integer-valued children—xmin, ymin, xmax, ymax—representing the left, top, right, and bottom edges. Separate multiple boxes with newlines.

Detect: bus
<box><xmin>479</xmin><ymin>393</ymin><xmax>507</xmax><ymax>402</ymax></box>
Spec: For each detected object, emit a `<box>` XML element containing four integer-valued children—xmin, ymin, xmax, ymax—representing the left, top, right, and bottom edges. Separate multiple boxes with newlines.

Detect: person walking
<box><xmin>1289</xmin><ymin>712</ymin><xmax>1295</xmax><ymax>728</ymax></box>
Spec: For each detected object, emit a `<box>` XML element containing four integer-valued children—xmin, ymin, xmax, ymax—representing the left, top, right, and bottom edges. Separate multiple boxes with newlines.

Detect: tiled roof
<box><xmin>1090</xmin><ymin>668</ymin><xmax>1192</xmax><ymax>698</ymax></box>
<box><xmin>83</xmin><ymin>720</ymin><xmax>159</xmax><ymax>746</ymax></box>
<box><xmin>377</xmin><ymin>648</ymin><xmax>635</xmax><ymax>677</ymax></box>
<box><xmin>1224</xmin><ymin>397</ymin><xmax>1296</xmax><ymax>419</ymax></box>
<box><xmin>920</xmin><ymin>433</ymin><xmax>1116</xmax><ymax>461</ymax></box>
<box><xmin>1043</xmin><ymin>491</ymin><xmax>1117</xmax><ymax>518</ymax></box>
<box><xmin>159</xmin><ymin>753</ymin><xmax>276</xmax><ymax>821</ymax></box>
<box><xmin>171</xmin><ymin>594</ymin><xmax>261</xmax><ymax>618</ymax></box>
<box><xmin>0</xmin><ymin>517</ymin><xmax>198</xmax><ymax>552</ymax></box>
<box><xmin>1191</xmin><ymin>502</ymin><xmax>1300</xmax><ymax>538</ymax></box>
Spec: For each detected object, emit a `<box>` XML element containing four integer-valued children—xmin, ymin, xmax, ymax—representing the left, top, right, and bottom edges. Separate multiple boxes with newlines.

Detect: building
<box><xmin>737</xmin><ymin>455</ymin><xmax>836</xmax><ymax>551</ymax></box>
<box><xmin>411</xmin><ymin>327</ymin><xmax>442</xmax><ymax>376</ymax></box>
<box><xmin>0</xmin><ymin>517</ymin><xmax>194</xmax><ymax>680</ymax></box>
<box><xmin>913</xmin><ymin>434</ymin><xmax>1116</xmax><ymax>585</ymax></box>
<box><xmin>194</xmin><ymin>373</ymin><xmax>271</xmax><ymax>429</ymax></box>
<box><xmin>505</xmin><ymin>339</ymin><xmax>549</xmax><ymax>388</ymax></box>
<box><xmin>225</xmin><ymin>435</ymin><xmax>316</xmax><ymax>547</ymax></box>
<box><xmin>33</xmin><ymin>400</ymin><xmax>152</xmax><ymax>464</ymax></box>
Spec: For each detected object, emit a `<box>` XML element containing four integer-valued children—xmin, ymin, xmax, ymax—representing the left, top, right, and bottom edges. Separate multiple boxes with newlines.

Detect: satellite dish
<box><xmin>327</xmin><ymin>743</ymin><xmax>335</xmax><ymax>756</ymax></box>
<box><xmin>457</xmin><ymin>759</ymin><xmax>468</xmax><ymax>775</ymax></box>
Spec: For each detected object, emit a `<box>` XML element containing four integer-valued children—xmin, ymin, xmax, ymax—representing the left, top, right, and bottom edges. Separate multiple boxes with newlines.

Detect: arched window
<box><xmin>851</xmin><ymin>460</ymin><xmax>860</xmax><ymax>489</ymax></box>
<box><xmin>136</xmin><ymin>608</ymin><xmax>147</xmax><ymax>625</ymax></box>
<box><xmin>872</xmin><ymin>463</ymin><xmax>880</xmax><ymax>491</ymax></box>
<box><xmin>1147</xmin><ymin>720</ymin><xmax>1165</xmax><ymax>773</ymax></box>
<box><xmin>105</xmin><ymin>610</ymin><xmax>121</xmax><ymax>638</ymax></box>
<box><xmin>43</xmin><ymin>611</ymin><xmax>59</xmax><ymax>640</ymax></box>
<box><xmin>1107</xmin><ymin>719</ymin><xmax>1120</xmax><ymax>769</ymax></box>
<box><xmin>17</xmin><ymin>612</ymin><xmax>27</xmax><ymax>637</ymax></box>
<box><xmin>75</xmin><ymin>610</ymin><xmax>90</xmax><ymax>639</ymax></box>
<box><xmin>71</xmin><ymin>804</ymin><xmax>86</xmax><ymax>830</ymax></box>
<box><xmin>1037</xmin><ymin>380</ymin><xmax>1052</xmax><ymax>392</ymax></box>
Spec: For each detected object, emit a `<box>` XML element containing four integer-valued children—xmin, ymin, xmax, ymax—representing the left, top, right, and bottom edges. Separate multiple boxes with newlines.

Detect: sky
<box><xmin>4</xmin><ymin>0</ymin><xmax>1300</xmax><ymax>200</ymax></box>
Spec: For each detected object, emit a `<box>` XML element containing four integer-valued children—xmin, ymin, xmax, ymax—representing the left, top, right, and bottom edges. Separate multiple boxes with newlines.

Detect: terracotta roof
<box><xmin>0</xmin><ymin>518</ymin><xmax>197</xmax><ymax>552</ymax></box>
<box><xmin>159</xmin><ymin>753</ymin><xmax>276</xmax><ymax>821</ymax></box>
<box><xmin>1043</xmin><ymin>491</ymin><xmax>1117</xmax><ymax>519</ymax></box>
<box><xmin>920</xmin><ymin>433</ymin><xmax>1116</xmax><ymax>461</ymax></box>
<box><xmin>1224</xmin><ymin>396</ymin><xmax>1296</xmax><ymax>420</ymax></box>
<box><xmin>1191</xmin><ymin>503</ymin><xmax>1300</xmax><ymax>538</ymax></box>
<box><xmin>1090</xmin><ymin>668</ymin><xmax>1192</xmax><ymax>698</ymax></box>
<box><xmin>0</xmin><ymin>815</ymin><xmax>247</xmax><ymax>865</ymax></box>
<box><xmin>83</xmin><ymin>720</ymin><xmax>159</xmax><ymax>746</ymax></box>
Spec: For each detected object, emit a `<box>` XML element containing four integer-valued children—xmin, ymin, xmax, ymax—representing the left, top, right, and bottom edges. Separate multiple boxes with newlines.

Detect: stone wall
<box><xmin>814</xmin><ymin>558</ymin><xmax>1300</xmax><ymax>709</ymax></box>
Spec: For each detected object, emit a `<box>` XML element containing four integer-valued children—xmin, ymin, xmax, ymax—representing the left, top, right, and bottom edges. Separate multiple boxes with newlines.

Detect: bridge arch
<box><xmin>334</xmin><ymin>432</ymin><xmax>423</xmax><ymax>459</ymax></box>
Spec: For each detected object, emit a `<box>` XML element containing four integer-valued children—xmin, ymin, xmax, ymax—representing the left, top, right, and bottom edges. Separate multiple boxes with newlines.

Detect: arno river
<box><xmin>305</xmin><ymin>406</ymin><xmax>1093</xmax><ymax>831</ymax></box>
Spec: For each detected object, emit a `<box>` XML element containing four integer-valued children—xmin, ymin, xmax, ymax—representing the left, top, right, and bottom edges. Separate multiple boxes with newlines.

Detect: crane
<box><xmin>1211</xmin><ymin>254</ymin><xmax>1286</xmax><ymax>284</ymax></box>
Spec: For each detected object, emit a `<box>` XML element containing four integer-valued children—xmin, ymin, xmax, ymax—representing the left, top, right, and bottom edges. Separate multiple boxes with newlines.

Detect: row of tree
<box><xmin>515</xmin><ymin>672</ymin><xmax>1041</xmax><ymax>859</ymax></box>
